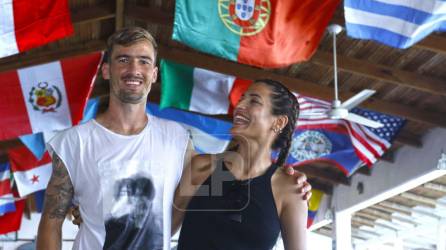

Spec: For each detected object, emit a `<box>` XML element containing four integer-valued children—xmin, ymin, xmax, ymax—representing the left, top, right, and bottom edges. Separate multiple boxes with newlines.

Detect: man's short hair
<box><xmin>105</xmin><ymin>27</ymin><xmax>158</xmax><ymax>63</ymax></box>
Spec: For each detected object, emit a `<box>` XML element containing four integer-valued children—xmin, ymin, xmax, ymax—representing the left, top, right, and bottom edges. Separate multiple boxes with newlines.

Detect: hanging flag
<box><xmin>344</xmin><ymin>0</ymin><xmax>446</xmax><ymax>49</ymax></box>
<box><xmin>289</xmin><ymin>95</ymin><xmax>405</xmax><ymax>175</ymax></box>
<box><xmin>173</xmin><ymin>0</ymin><xmax>340</xmax><ymax>68</ymax></box>
<box><xmin>307</xmin><ymin>189</ymin><xmax>324</xmax><ymax>228</ymax></box>
<box><xmin>0</xmin><ymin>51</ymin><xmax>102</xmax><ymax>140</ymax></box>
<box><xmin>160</xmin><ymin>59</ymin><xmax>252</xmax><ymax>114</ymax></box>
<box><xmin>81</xmin><ymin>97</ymin><xmax>100</xmax><ymax>123</ymax></box>
<box><xmin>8</xmin><ymin>147</ymin><xmax>52</xmax><ymax>197</ymax></box>
<box><xmin>34</xmin><ymin>189</ymin><xmax>46</xmax><ymax>213</ymax></box>
<box><xmin>19</xmin><ymin>132</ymin><xmax>46</xmax><ymax>160</ymax></box>
<box><xmin>147</xmin><ymin>103</ymin><xmax>232</xmax><ymax>154</ymax></box>
<box><xmin>0</xmin><ymin>191</ymin><xmax>25</xmax><ymax>235</ymax></box>
<box><xmin>0</xmin><ymin>162</ymin><xmax>15</xmax><ymax>215</ymax></box>
<box><xmin>0</xmin><ymin>0</ymin><xmax>74</xmax><ymax>58</ymax></box>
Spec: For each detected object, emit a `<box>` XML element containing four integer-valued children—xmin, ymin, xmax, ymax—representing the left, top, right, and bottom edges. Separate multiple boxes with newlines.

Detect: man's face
<box><xmin>102</xmin><ymin>41</ymin><xmax>158</xmax><ymax>104</ymax></box>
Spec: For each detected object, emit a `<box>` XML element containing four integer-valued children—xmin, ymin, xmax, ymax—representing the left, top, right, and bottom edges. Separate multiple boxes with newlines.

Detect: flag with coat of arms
<box><xmin>161</xmin><ymin>61</ymin><xmax>405</xmax><ymax>175</ymax></box>
<box><xmin>0</xmin><ymin>51</ymin><xmax>102</xmax><ymax>141</ymax></box>
<box><xmin>173</xmin><ymin>0</ymin><xmax>340</xmax><ymax>68</ymax></box>
<box><xmin>284</xmin><ymin>94</ymin><xmax>406</xmax><ymax>175</ymax></box>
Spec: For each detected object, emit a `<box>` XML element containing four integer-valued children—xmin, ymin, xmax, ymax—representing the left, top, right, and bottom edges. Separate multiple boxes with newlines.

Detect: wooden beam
<box><xmin>71</xmin><ymin>2</ymin><xmax>115</xmax><ymax>25</ymax></box>
<box><xmin>297</xmin><ymin>165</ymin><xmax>351</xmax><ymax>186</ymax></box>
<box><xmin>379</xmin><ymin>201</ymin><xmax>413</xmax><ymax>215</ymax></box>
<box><xmin>373</xmin><ymin>204</ymin><xmax>411</xmax><ymax>216</ymax></box>
<box><xmin>311</xmin><ymin>51</ymin><xmax>446</xmax><ymax>96</ymax></box>
<box><xmin>309</xmin><ymin>178</ymin><xmax>333</xmax><ymax>195</ymax></box>
<box><xmin>115</xmin><ymin>0</ymin><xmax>125</xmax><ymax>30</ymax></box>
<box><xmin>0</xmin><ymin>40</ymin><xmax>107</xmax><ymax>73</ymax></box>
<box><xmin>156</xmin><ymin>45</ymin><xmax>446</xmax><ymax>127</ymax></box>
<box><xmin>356</xmin><ymin>166</ymin><xmax>372</xmax><ymax>176</ymax></box>
<box><xmin>399</xmin><ymin>192</ymin><xmax>437</xmax><ymax>207</ymax></box>
<box><xmin>352</xmin><ymin>216</ymin><xmax>375</xmax><ymax>228</ymax></box>
<box><xmin>423</xmin><ymin>182</ymin><xmax>446</xmax><ymax>193</ymax></box>
<box><xmin>396</xmin><ymin>131</ymin><xmax>422</xmax><ymax>148</ymax></box>
<box><xmin>125</xmin><ymin>4</ymin><xmax>174</xmax><ymax>26</ymax></box>
<box><xmin>416</xmin><ymin>35</ymin><xmax>446</xmax><ymax>55</ymax></box>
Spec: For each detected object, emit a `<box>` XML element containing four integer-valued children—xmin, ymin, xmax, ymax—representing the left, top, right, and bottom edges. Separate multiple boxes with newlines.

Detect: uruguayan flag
<box><xmin>344</xmin><ymin>0</ymin><xmax>446</xmax><ymax>49</ymax></box>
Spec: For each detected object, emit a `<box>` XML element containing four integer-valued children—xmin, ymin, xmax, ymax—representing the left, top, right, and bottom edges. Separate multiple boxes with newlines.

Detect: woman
<box><xmin>173</xmin><ymin>79</ymin><xmax>307</xmax><ymax>250</ymax></box>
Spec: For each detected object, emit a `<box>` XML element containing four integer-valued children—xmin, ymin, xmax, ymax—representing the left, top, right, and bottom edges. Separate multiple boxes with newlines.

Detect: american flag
<box><xmin>292</xmin><ymin>94</ymin><xmax>405</xmax><ymax>173</ymax></box>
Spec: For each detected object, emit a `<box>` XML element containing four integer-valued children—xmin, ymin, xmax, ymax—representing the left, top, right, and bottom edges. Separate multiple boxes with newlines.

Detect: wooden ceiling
<box><xmin>0</xmin><ymin>0</ymin><xmax>445</xmax><ymax>197</ymax></box>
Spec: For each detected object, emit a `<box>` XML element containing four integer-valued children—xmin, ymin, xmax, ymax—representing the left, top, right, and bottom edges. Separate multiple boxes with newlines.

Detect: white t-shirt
<box><xmin>47</xmin><ymin>114</ymin><xmax>189</xmax><ymax>250</ymax></box>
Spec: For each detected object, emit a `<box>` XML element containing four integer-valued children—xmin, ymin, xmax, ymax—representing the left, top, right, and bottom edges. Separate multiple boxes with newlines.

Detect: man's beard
<box><xmin>117</xmin><ymin>89</ymin><xmax>145</xmax><ymax>104</ymax></box>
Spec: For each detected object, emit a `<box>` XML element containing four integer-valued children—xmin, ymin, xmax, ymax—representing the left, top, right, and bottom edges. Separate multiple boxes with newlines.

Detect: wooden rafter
<box><xmin>71</xmin><ymin>2</ymin><xmax>115</xmax><ymax>25</ymax></box>
<box><xmin>297</xmin><ymin>165</ymin><xmax>351</xmax><ymax>186</ymax></box>
<box><xmin>157</xmin><ymin>44</ymin><xmax>446</xmax><ymax>127</ymax></box>
<box><xmin>311</xmin><ymin>51</ymin><xmax>446</xmax><ymax>96</ymax></box>
<box><xmin>124</xmin><ymin>5</ymin><xmax>446</xmax><ymax>128</ymax></box>
<box><xmin>115</xmin><ymin>0</ymin><xmax>125</xmax><ymax>30</ymax></box>
<box><xmin>308</xmin><ymin>178</ymin><xmax>333</xmax><ymax>195</ymax></box>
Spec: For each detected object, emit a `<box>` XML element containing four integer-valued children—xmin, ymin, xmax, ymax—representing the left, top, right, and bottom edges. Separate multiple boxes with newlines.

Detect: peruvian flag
<box><xmin>0</xmin><ymin>0</ymin><xmax>74</xmax><ymax>58</ymax></box>
<box><xmin>160</xmin><ymin>59</ymin><xmax>252</xmax><ymax>115</ymax></box>
<box><xmin>8</xmin><ymin>146</ymin><xmax>52</xmax><ymax>197</ymax></box>
<box><xmin>0</xmin><ymin>51</ymin><xmax>102</xmax><ymax>140</ymax></box>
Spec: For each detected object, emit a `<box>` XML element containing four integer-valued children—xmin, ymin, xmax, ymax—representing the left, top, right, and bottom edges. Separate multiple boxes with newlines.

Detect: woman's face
<box><xmin>230</xmin><ymin>82</ymin><xmax>278</xmax><ymax>141</ymax></box>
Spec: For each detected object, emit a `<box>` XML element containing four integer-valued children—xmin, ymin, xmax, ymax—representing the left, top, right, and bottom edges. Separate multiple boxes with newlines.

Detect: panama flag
<box><xmin>0</xmin><ymin>162</ymin><xmax>15</xmax><ymax>215</ymax></box>
<box><xmin>160</xmin><ymin>59</ymin><xmax>252</xmax><ymax>114</ymax></box>
<box><xmin>8</xmin><ymin>146</ymin><xmax>52</xmax><ymax>197</ymax></box>
<box><xmin>0</xmin><ymin>51</ymin><xmax>102</xmax><ymax>140</ymax></box>
<box><xmin>0</xmin><ymin>0</ymin><xmax>74</xmax><ymax>58</ymax></box>
<box><xmin>173</xmin><ymin>0</ymin><xmax>340</xmax><ymax>68</ymax></box>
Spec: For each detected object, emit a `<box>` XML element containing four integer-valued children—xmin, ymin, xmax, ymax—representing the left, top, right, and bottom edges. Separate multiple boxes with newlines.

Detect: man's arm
<box><xmin>36</xmin><ymin>153</ymin><xmax>74</xmax><ymax>250</ymax></box>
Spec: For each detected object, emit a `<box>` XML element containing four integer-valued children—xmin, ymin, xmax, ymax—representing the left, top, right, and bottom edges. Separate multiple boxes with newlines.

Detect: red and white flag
<box><xmin>0</xmin><ymin>0</ymin><xmax>74</xmax><ymax>58</ymax></box>
<box><xmin>0</xmin><ymin>191</ymin><xmax>25</xmax><ymax>235</ymax></box>
<box><xmin>0</xmin><ymin>51</ymin><xmax>102</xmax><ymax>140</ymax></box>
<box><xmin>8</xmin><ymin>147</ymin><xmax>52</xmax><ymax>197</ymax></box>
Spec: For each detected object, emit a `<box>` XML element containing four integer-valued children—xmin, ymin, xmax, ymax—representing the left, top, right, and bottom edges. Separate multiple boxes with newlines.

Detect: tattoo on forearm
<box><xmin>42</xmin><ymin>153</ymin><xmax>74</xmax><ymax>220</ymax></box>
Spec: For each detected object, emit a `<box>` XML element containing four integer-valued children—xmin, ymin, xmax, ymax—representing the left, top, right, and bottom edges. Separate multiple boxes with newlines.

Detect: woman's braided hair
<box><xmin>255</xmin><ymin>79</ymin><xmax>299</xmax><ymax>168</ymax></box>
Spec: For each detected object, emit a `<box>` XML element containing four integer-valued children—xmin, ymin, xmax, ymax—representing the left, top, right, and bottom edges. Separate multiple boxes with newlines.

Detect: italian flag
<box><xmin>160</xmin><ymin>59</ymin><xmax>252</xmax><ymax>115</ymax></box>
<box><xmin>0</xmin><ymin>0</ymin><xmax>74</xmax><ymax>58</ymax></box>
<box><xmin>8</xmin><ymin>146</ymin><xmax>52</xmax><ymax>197</ymax></box>
<box><xmin>173</xmin><ymin>0</ymin><xmax>340</xmax><ymax>68</ymax></box>
<box><xmin>0</xmin><ymin>52</ymin><xmax>102</xmax><ymax>140</ymax></box>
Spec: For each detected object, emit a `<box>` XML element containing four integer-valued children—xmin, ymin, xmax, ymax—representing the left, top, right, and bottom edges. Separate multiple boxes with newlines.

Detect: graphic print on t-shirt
<box><xmin>98</xmin><ymin>159</ymin><xmax>164</xmax><ymax>250</ymax></box>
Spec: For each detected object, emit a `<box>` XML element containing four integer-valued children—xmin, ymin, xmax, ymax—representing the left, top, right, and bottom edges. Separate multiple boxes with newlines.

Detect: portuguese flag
<box><xmin>173</xmin><ymin>0</ymin><xmax>340</xmax><ymax>68</ymax></box>
<box><xmin>160</xmin><ymin>59</ymin><xmax>252</xmax><ymax>115</ymax></box>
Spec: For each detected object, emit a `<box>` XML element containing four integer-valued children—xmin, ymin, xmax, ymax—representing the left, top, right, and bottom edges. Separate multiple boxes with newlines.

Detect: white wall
<box><xmin>333</xmin><ymin>127</ymin><xmax>446</xmax><ymax>214</ymax></box>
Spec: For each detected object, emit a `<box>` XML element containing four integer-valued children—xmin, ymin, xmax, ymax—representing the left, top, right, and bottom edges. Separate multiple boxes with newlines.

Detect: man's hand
<box><xmin>71</xmin><ymin>206</ymin><xmax>83</xmax><ymax>226</ymax></box>
<box><xmin>283</xmin><ymin>166</ymin><xmax>312</xmax><ymax>201</ymax></box>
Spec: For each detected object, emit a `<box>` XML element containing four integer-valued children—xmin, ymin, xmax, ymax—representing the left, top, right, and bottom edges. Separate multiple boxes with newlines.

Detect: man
<box><xmin>36</xmin><ymin>27</ymin><xmax>310</xmax><ymax>250</ymax></box>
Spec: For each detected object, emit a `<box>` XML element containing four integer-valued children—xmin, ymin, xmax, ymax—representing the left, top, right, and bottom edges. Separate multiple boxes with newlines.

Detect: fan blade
<box><xmin>340</xmin><ymin>89</ymin><xmax>376</xmax><ymax>110</ymax></box>
<box><xmin>345</xmin><ymin>113</ymin><xmax>384</xmax><ymax>128</ymax></box>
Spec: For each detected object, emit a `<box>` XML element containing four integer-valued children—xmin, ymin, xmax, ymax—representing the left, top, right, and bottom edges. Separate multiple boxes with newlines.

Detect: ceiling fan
<box><xmin>301</xmin><ymin>24</ymin><xmax>383</xmax><ymax>129</ymax></box>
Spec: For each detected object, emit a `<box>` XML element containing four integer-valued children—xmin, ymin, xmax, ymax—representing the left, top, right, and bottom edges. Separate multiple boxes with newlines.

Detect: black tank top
<box><xmin>177</xmin><ymin>161</ymin><xmax>281</xmax><ymax>250</ymax></box>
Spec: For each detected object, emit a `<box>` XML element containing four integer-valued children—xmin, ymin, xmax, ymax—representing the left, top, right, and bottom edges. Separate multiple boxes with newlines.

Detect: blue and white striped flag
<box><xmin>344</xmin><ymin>0</ymin><xmax>446</xmax><ymax>49</ymax></box>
